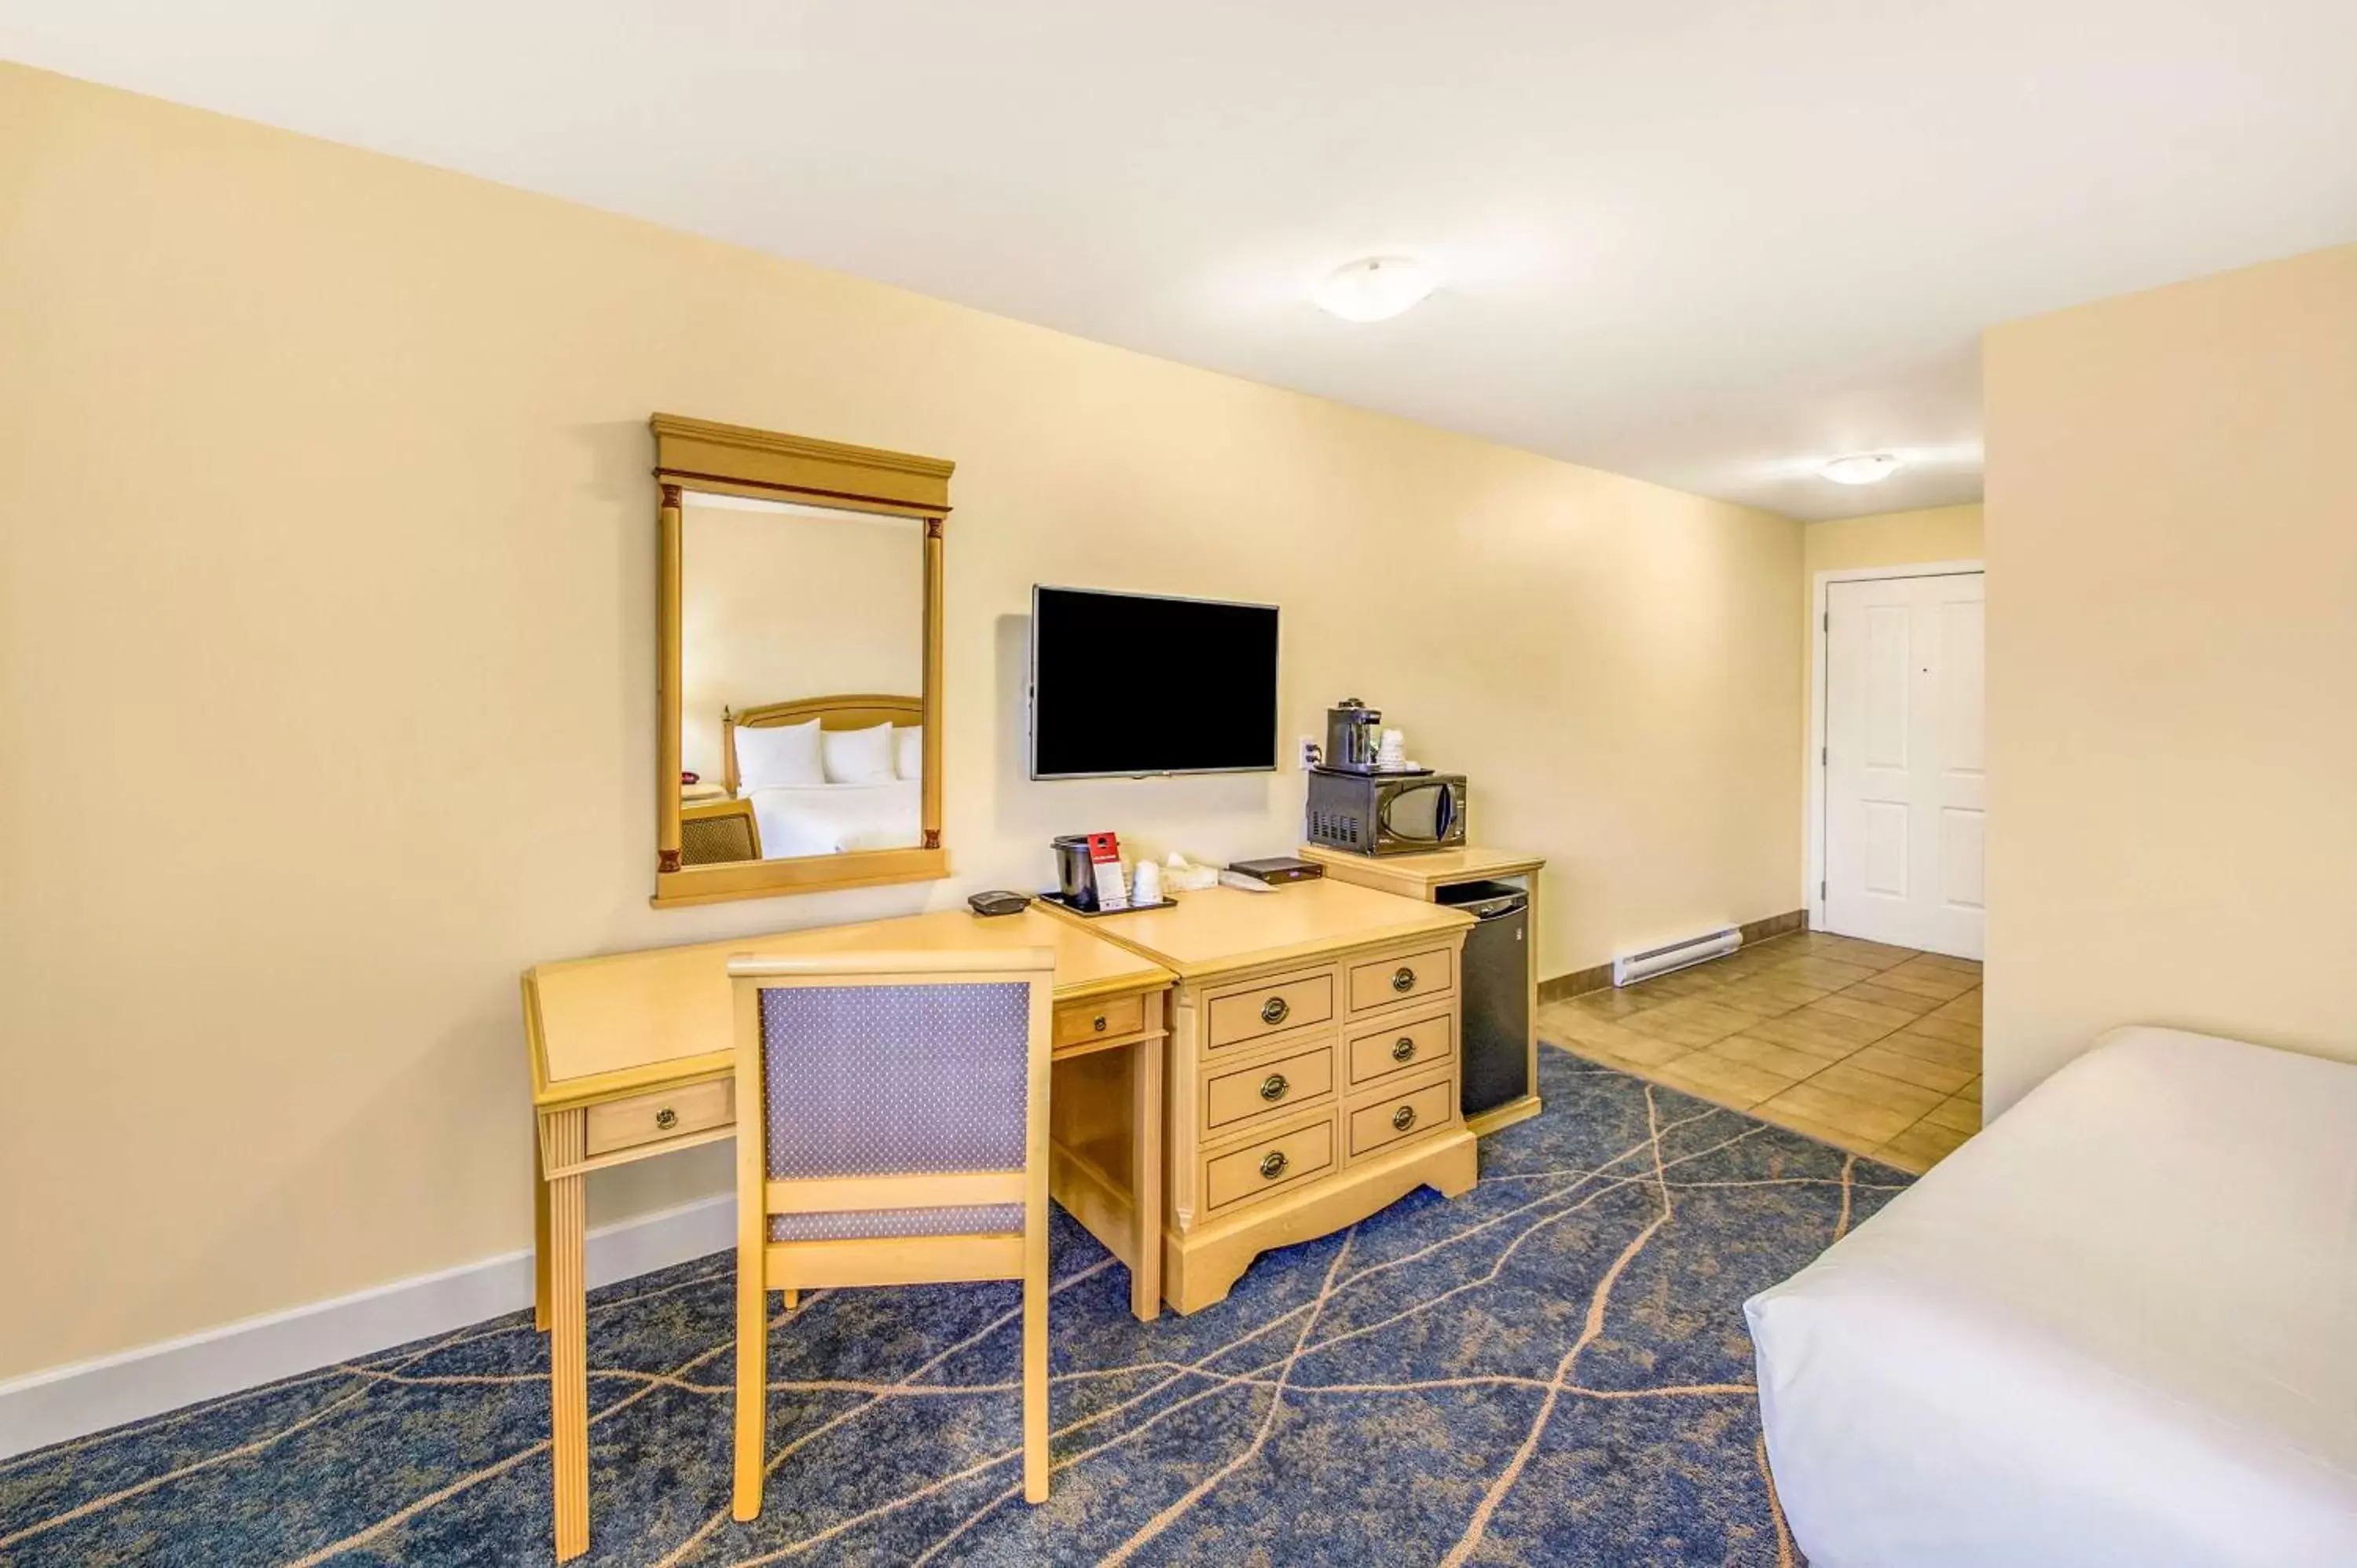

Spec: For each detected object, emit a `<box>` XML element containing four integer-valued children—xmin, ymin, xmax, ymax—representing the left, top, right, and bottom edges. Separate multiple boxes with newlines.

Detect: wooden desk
<box><xmin>521</xmin><ymin>907</ymin><xmax>1172</xmax><ymax>1561</ymax></box>
<box><xmin>1299</xmin><ymin>845</ymin><xmax>1547</xmax><ymax>1135</ymax></box>
<box><xmin>1044</xmin><ymin>880</ymin><xmax>1480</xmax><ymax>1313</ymax></box>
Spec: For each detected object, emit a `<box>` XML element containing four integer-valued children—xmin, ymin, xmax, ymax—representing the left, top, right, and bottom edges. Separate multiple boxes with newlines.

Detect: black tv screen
<box><xmin>1030</xmin><ymin>587</ymin><xmax>1279</xmax><ymax>779</ymax></box>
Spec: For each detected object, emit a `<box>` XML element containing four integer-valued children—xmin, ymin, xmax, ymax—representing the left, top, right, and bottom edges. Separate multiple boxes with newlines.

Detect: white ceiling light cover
<box><xmin>1819</xmin><ymin>452</ymin><xmax>1905</xmax><ymax>485</ymax></box>
<box><xmin>1314</xmin><ymin>257</ymin><xmax>1439</xmax><ymax>323</ymax></box>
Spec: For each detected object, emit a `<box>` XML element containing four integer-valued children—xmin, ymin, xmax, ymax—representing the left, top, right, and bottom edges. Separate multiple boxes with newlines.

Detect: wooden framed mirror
<box><xmin>651</xmin><ymin>414</ymin><xmax>951</xmax><ymax>907</ymax></box>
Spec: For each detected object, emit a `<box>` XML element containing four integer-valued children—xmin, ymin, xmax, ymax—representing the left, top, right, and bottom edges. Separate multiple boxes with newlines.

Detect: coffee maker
<box><xmin>1323</xmin><ymin>699</ymin><xmax>1383</xmax><ymax>774</ymax></box>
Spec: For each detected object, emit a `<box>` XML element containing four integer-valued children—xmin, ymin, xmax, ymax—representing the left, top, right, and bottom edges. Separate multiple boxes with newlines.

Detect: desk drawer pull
<box><xmin>583</xmin><ymin>1079</ymin><xmax>735</xmax><ymax>1158</ymax></box>
<box><xmin>1259</xmin><ymin>1150</ymin><xmax>1289</xmax><ymax>1181</ymax></box>
<box><xmin>1391</xmin><ymin>966</ymin><xmax>1417</xmax><ymax>993</ymax></box>
<box><xmin>1391</xmin><ymin>1036</ymin><xmax>1417</xmax><ymax>1063</ymax></box>
<box><xmin>1260</xmin><ymin>996</ymin><xmax>1290</xmax><ymax>1026</ymax></box>
<box><xmin>1054</xmin><ymin>992</ymin><xmax>1146</xmax><ymax>1049</ymax></box>
<box><xmin>1258</xmin><ymin>1073</ymin><xmax>1289</xmax><ymax>1102</ymax></box>
<box><xmin>1391</xmin><ymin>1104</ymin><xmax>1417</xmax><ymax>1132</ymax></box>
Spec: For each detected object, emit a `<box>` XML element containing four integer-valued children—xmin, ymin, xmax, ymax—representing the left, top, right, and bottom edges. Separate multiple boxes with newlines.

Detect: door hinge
<box><xmin>1820</xmin><ymin>880</ymin><xmax>1827</xmax><ymax>899</ymax></box>
<box><xmin>1822</xmin><ymin>610</ymin><xmax>1829</xmax><ymax>632</ymax></box>
<box><xmin>1821</xmin><ymin>746</ymin><xmax>1828</xmax><ymax>766</ymax></box>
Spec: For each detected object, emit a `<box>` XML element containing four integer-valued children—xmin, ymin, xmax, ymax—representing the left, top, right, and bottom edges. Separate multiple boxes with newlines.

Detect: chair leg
<box><xmin>783</xmin><ymin>1288</ymin><xmax>797</xmax><ymax>1311</ymax></box>
<box><xmin>1021</xmin><ymin>1224</ymin><xmax>1050</xmax><ymax>1503</ymax></box>
<box><xmin>733</xmin><ymin>1257</ymin><xmax>768</xmax><ymax>1521</ymax></box>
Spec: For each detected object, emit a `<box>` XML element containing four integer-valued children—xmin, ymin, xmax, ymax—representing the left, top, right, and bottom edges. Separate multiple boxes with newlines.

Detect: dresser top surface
<box><xmin>1297</xmin><ymin>844</ymin><xmax>1545</xmax><ymax>893</ymax></box>
<box><xmin>525</xmin><ymin>907</ymin><xmax>1170</xmax><ymax>1103</ymax></box>
<box><xmin>1053</xmin><ymin>878</ymin><xmax>1472</xmax><ymax>980</ymax></box>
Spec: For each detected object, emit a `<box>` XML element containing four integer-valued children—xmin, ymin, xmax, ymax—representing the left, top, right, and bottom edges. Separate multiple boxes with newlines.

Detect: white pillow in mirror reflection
<box><xmin>893</xmin><ymin>725</ymin><xmax>922</xmax><ymax>781</ymax></box>
<box><xmin>736</xmin><ymin>718</ymin><xmax>824</xmax><ymax>790</ymax></box>
<box><xmin>822</xmin><ymin>722</ymin><xmax>896</xmax><ymax>785</ymax></box>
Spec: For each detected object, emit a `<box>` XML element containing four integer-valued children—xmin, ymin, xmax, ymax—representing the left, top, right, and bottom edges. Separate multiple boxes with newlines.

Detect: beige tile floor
<box><xmin>1538</xmin><ymin>930</ymin><xmax>1981</xmax><ymax>1174</ymax></box>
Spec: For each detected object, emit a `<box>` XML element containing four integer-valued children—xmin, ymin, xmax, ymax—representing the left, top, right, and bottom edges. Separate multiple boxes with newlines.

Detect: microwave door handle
<box><xmin>1433</xmin><ymin>782</ymin><xmax>1456</xmax><ymax>841</ymax></box>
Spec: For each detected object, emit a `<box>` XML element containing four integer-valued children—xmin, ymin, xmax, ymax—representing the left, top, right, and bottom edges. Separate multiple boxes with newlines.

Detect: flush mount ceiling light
<box><xmin>1818</xmin><ymin>452</ymin><xmax>1905</xmax><ymax>485</ymax></box>
<box><xmin>1314</xmin><ymin>256</ymin><xmax>1439</xmax><ymax>322</ymax></box>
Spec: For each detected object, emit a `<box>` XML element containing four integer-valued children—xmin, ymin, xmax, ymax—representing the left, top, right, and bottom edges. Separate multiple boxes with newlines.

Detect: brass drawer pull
<box><xmin>1093</xmin><ymin>1014</ymin><xmax>1108</xmax><ymax>1032</ymax></box>
<box><xmin>1391</xmin><ymin>1035</ymin><xmax>1417</xmax><ymax>1063</ymax></box>
<box><xmin>1391</xmin><ymin>966</ymin><xmax>1417</xmax><ymax>993</ymax></box>
<box><xmin>654</xmin><ymin>1107</ymin><xmax>678</xmax><ymax>1131</ymax></box>
<box><xmin>1260</xmin><ymin>996</ymin><xmax>1290</xmax><ymax>1026</ymax></box>
<box><xmin>1391</xmin><ymin>1104</ymin><xmax>1417</xmax><ymax>1132</ymax></box>
<box><xmin>1258</xmin><ymin>1073</ymin><xmax>1289</xmax><ymax>1102</ymax></box>
<box><xmin>1259</xmin><ymin>1150</ymin><xmax>1289</xmax><ymax>1181</ymax></box>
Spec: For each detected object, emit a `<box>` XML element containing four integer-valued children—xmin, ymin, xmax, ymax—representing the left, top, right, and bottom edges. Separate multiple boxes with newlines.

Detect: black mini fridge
<box><xmin>1436</xmin><ymin>879</ymin><xmax>1531</xmax><ymax>1118</ymax></box>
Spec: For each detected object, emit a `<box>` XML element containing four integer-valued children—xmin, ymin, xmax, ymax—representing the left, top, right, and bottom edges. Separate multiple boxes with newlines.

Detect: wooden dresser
<box><xmin>1047</xmin><ymin>879</ymin><xmax>1478</xmax><ymax>1313</ymax></box>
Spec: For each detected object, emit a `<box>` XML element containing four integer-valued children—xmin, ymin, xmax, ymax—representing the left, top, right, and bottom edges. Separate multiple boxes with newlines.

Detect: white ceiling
<box><xmin>6</xmin><ymin>2</ymin><xmax>2355</xmax><ymax>520</ymax></box>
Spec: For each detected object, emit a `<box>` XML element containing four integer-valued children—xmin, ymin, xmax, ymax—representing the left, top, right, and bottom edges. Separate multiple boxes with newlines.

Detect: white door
<box><xmin>1823</xmin><ymin>572</ymin><xmax>1985</xmax><ymax>958</ymax></box>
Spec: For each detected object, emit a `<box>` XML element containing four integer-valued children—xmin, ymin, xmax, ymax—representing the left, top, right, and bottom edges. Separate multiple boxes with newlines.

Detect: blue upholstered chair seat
<box><xmin>764</xmin><ymin>1203</ymin><xmax>1025</xmax><ymax>1243</ymax></box>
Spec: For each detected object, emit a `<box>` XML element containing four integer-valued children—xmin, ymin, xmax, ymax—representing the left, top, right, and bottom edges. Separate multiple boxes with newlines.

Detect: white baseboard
<box><xmin>0</xmin><ymin>1192</ymin><xmax>735</xmax><ymax>1461</ymax></box>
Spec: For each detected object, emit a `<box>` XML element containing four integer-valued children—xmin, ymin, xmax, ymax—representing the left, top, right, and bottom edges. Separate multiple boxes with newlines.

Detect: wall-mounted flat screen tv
<box><xmin>1029</xmin><ymin>586</ymin><xmax>1279</xmax><ymax>779</ymax></box>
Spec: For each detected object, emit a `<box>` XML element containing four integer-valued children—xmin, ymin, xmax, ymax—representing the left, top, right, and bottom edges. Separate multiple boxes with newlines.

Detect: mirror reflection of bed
<box><xmin>676</xmin><ymin>495</ymin><xmax>924</xmax><ymax>867</ymax></box>
<box><xmin>680</xmin><ymin>694</ymin><xmax>925</xmax><ymax>864</ymax></box>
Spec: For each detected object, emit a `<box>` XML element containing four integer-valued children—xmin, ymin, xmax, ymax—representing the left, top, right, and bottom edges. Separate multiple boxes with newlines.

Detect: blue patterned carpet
<box><xmin>0</xmin><ymin>1051</ymin><xmax>1907</xmax><ymax>1566</ymax></box>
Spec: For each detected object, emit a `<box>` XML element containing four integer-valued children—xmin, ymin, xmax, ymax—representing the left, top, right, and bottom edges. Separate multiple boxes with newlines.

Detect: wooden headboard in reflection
<box><xmin>721</xmin><ymin>693</ymin><xmax>921</xmax><ymax>796</ymax></box>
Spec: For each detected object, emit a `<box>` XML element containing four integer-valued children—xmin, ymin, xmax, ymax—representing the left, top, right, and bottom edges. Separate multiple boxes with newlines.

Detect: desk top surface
<box><xmin>525</xmin><ymin>907</ymin><xmax>1171</xmax><ymax>1105</ymax></box>
<box><xmin>1057</xmin><ymin>878</ymin><xmax>1472</xmax><ymax>981</ymax></box>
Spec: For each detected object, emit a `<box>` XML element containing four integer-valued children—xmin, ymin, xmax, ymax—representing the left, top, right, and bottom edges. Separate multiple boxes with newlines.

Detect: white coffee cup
<box><xmin>1131</xmin><ymin>859</ymin><xmax>1163</xmax><ymax>905</ymax></box>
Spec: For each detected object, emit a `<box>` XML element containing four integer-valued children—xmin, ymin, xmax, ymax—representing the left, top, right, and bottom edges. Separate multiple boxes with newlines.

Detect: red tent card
<box><xmin>1086</xmin><ymin>831</ymin><xmax>1130</xmax><ymax>910</ymax></box>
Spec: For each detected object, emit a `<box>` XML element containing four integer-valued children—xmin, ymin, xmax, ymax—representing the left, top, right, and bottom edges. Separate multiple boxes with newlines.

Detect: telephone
<box><xmin>967</xmin><ymin>890</ymin><xmax>1032</xmax><ymax>918</ymax></box>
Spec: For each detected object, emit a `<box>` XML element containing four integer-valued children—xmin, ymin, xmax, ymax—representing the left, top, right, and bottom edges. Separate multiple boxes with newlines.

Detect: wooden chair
<box><xmin>727</xmin><ymin>947</ymin><xmax>1055</xmax><ymax>1521</ymax></box>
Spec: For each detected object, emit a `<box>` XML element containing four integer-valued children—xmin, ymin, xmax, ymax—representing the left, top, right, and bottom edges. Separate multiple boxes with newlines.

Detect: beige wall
<box><xmin>1983</xmin><ymin>244</ymin><xmax>2357</xmax><ymax>1112</ymax></box>
<box><xmin>679</xmin><ymin>501</ymin><xmax>924</xmax><ymax>782</ymax></box>
<box><xmin>1803</xmin><ymin>504</ymin><xmax>1983</xmax><ymax>579</ymax></box>
<box><xmin>0</xmin><ymin>64</ymin><xmax>1802</xmax><ymax>1377</ymax></box>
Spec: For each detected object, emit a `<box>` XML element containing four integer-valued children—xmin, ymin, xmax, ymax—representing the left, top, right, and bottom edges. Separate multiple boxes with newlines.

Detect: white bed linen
<box><xmin>746</xmin><ymin>779</ymin><xmax>920</xmax><ymax>859</ymax></box>
<box><xmin>1746</xmin><ymin>1026</ymin><xmax>2357</xmax><ymax>1568</ymax></box>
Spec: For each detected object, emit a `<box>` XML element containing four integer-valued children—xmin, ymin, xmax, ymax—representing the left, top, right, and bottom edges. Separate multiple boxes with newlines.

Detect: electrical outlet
<box><xmin>1299</xmin><ymin>736</ymin><xmax>1321</xmax><ymax>769</ymax></box>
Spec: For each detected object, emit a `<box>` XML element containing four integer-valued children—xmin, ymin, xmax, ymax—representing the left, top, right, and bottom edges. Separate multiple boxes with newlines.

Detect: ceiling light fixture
<box><xmin>1818</xmin><ymin>452</ymin><xmax>1904</xmax><ymax>485</ymax></box>
<box><xmin>1314</xmin><ymin>256</ymin><xmax>1438</xmax><ymax>322</ymax></box>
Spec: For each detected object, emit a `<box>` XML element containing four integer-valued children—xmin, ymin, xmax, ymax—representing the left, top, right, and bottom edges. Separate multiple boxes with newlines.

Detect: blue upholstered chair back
<box><xmin>758</xmin><ymin>980</ymin><xmax>1032</xmax><ymax>1242</ymax></box>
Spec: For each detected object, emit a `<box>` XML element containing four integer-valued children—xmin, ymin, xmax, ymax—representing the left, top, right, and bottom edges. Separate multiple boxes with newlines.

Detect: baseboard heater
<box><xmin>1613</xmin><ymin>926</ymin><xmax>1740</xmax><ymax>987</ymax></box>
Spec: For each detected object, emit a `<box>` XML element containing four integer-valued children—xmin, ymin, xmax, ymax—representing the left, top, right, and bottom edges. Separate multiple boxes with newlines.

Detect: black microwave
<box><xmin>1305</xmin><ymin>769</ymin><xmax>1468</xmax><ymax>856</ymax></box>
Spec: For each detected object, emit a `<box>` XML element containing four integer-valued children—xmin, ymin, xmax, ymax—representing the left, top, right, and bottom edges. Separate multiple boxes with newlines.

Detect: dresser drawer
<box><xmin>585</xmin><ymin>1078</ymin><xmax>734</xmax><ymax>1157</ymax></box>
<box><xmin>1204</xmin><ymin>1113</ymin><xmax>1336</xmax><ymax>1213</ymax></box>
<box><xmin>1346</xmin><ymin>944</ymin><xmax>1454</xmax><ymax>1014</ymax></box>
<box><xmin>1345</xmin><ymin>1007</ymin><xmax>1455</xmax><ymax>1089</ymax></box>
<box><xmin>1207</xmin><ymin>969</ymin><xmax>1334</xmax><ymax>1050</ymax></box>
<box><xmin>1346</xmin><ymin>1071</ymin><xmax>1454</xmax><ymax>1161</ymax></box>
<box><xmin>1204</xmin><ymin>1040</ymin><xmax>1334</xmax><ymax>1134</ymax></box>
<box><xmin>1054</xmin><ymin>991</ymin><xmax>1147</xmax><ymax>1050</ymax></box>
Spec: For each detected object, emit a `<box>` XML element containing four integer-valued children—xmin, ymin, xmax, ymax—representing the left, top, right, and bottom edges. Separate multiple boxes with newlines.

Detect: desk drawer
<box><xmin>1347</xmin><ymin>945</ymin><xmax>1454</xmax><ymax>1014</ymax></box>
<box><xmin>1346</xmin><ymin>1070</ymin><xmax>1454</xmax><ymax>1161</ymax></box>
<box><xmin>1346</xmin><ymin>1007</ymin><xmax>1455</xmax><ymax>1089</ymax></box>
<box><xmin>1204</xmin><ymin>1040</ymin><xmax>1333</xmax><ymax>1134</ymax></box>
<box><xmin>585</xmin><ymin>1079</ymin><xmax>733</xmax><ymax>1157</ymax></box>
<box><xmin>1054</xmin><ymin>991</ymin><xmax>1147</xmax><ymax>1050</ymax></box>
<box><xmin>1207</xmin><ymin>969</ymin><xmax>1334</xmax><ymax>1050</ymax></box>
<box><xmin>1203</xmin><ymin>1113</ymin><xmax>1335</xmax><ymax>1213</ymax></box>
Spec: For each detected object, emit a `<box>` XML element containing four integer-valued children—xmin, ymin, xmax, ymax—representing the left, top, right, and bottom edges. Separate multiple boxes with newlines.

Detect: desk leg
<box><xmin>545</xmin><ymin>1108</ymin><xmax>590</xmax><ymax>1563</ymax></box>
<box><xmin>1130</xmin><ymin>1025</ymin><xmax>1164</xmax><ymax>1321</ymax></box>
<box><xmin>533</xmin><ymin>1125</ymin><xmax>552</xmax><ymax>1333</ymax></box>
